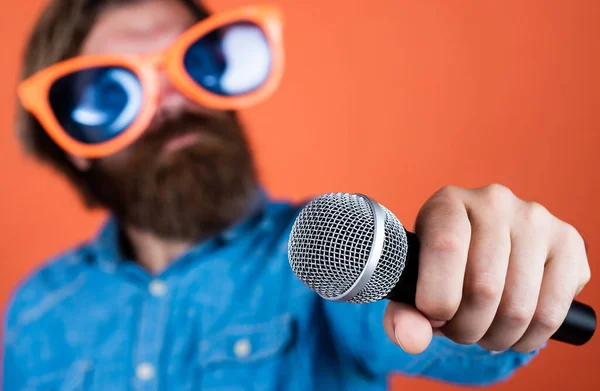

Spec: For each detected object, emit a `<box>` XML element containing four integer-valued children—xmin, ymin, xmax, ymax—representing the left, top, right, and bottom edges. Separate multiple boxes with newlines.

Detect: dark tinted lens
<box><xmin>49</xmin><ymin>66</ymin><xmax>143</xmax><ymax>144</ymax></box>
<box><xmin>184</xmin><ymin>21</ymin><xmax>272</xmax><ymax>96</ymax></box>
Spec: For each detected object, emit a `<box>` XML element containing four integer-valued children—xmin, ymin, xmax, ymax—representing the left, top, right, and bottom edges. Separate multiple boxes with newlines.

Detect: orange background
<box><xmin>1</xmin><ymin>0</ymin><xmax>599</xmax><ymax>390</ymax></box>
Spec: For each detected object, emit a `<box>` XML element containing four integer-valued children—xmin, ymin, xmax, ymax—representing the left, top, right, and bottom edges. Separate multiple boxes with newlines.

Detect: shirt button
<box><xmin>233</xmin><ymin>338</ymin><xmax>252</xmax><ymax>359</ymax></box>
<box><xmin>149</xmin><ymin>280</ymin><xmax>167</xmax><ymax>297</ymax></box>
<box><xmin>136</xmin><ymin>363</ymin><xmax>155</xmax><ymax>381</ymax></box>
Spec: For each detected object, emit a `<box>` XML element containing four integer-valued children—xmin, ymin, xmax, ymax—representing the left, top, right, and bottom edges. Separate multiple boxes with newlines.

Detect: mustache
<box><xmin>136</xmin><ymin>112</ymin><xmax>219</xmax><ymax>149</ymax></box>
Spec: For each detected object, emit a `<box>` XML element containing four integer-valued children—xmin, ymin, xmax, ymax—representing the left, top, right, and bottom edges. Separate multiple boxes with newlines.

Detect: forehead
<box><xmin>81</xmin><ymin>0</ymin><xmax>199</xmax><ymax>55</ymax></box>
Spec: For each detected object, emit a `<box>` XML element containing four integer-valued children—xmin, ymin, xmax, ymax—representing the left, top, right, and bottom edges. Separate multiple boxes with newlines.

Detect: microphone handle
<box><xmin>386</xmin><ymin>230</ymin><xmax>596</xmax><ymax>346</ymax></box>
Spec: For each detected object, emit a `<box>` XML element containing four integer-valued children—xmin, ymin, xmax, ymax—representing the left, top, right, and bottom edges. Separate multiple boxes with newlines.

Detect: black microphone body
<box><xmin>389</xmin><ymin>231</ymin><xmax>596</xmax><ymax>346</ymax></box>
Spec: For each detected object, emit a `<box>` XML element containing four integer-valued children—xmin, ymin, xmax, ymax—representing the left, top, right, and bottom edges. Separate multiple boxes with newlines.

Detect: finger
<box><xmin>440</xmin><ymin>204</ymin><xmax>511</xmax><ymax>345</ymax></box>
<box><xmin>511</xmin><ymin>225</ymin><xmax>587</xmax><ymax>353</ymax></box>
<box><xmin>478</xmin><ymin>204</ymin><xmax>549</xmax><ymax>351</ymax></box>
<box><xmin>384</xmin><ymin>301</ymin><xmax>433</xmax><ymax>354</ymax></box>
<box><xmin>414</xmin><ymin>187</ymin><xmax>471</xmax><ymax>322</ymax></box>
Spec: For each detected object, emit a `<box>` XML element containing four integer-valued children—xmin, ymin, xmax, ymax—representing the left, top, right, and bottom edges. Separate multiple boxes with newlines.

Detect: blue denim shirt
<box><xmin>3</xmin><ymin>194</ymin><xmax>539</xmax><ymax>390</ymax></box>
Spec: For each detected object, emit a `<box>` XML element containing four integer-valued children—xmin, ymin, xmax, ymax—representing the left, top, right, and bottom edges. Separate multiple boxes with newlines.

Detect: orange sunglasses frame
<box><xmin>17</xmin><ymin>5</ymin><xmax>284</xmax><ymax>158</ymax></box>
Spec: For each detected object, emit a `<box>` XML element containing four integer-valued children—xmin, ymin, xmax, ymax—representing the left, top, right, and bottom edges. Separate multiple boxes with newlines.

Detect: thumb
<box><xmin>384</xmin><ymin>301</ymin><xmax>433</xmax><ymax>354</ymax></box>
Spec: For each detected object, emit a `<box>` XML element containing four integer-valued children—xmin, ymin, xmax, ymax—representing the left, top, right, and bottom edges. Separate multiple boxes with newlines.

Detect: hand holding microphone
<box><xmin>288</xmin><ymin>185</ymin><xmax>595</xmax><ymax>355</ymax></box>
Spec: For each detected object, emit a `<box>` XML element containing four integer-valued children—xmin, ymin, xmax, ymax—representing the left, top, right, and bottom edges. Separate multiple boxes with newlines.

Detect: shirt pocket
<box><xmin>198</xmin><ymin>313</ymin><xmax>296</xmax><ymax>391</ymax></box>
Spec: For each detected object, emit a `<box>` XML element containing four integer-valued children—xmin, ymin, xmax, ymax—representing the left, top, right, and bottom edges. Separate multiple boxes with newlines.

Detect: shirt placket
<box><xmin>133</xmin><ymin>277</ymin><xmax>170</xmax><ymax>391</ymax></box>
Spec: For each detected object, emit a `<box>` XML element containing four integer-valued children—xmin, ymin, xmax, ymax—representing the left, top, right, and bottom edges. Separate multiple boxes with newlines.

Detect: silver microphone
<box><xmin>287</xmin><ymin>192</ymin><xmax>414</xmax><ymax>304</ymax></box>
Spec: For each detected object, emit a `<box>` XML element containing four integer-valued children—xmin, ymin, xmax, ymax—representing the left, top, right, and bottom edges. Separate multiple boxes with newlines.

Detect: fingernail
<box><xmin>430</xmin><ymin>320</ymin><xmax>446</xmax><ymax>328</ymax></box>
<box><xmin>394</xmin><ymin>323</ymin><xmax>406</xmax><ymax>351</ymax></box>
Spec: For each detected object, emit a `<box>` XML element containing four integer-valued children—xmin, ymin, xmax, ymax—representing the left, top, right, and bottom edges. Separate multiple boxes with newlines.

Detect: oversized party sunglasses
<box><xmin>17</xmin><ymin>5</ymin><xmax>284</xmax><ymax>158</ymax></box>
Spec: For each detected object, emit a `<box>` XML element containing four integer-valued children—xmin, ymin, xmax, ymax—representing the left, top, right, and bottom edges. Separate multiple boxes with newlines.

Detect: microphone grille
<box><xmin>288</xmin><ymin>193</ymin><xmax>408</xmax><ymax>304</ymax></box>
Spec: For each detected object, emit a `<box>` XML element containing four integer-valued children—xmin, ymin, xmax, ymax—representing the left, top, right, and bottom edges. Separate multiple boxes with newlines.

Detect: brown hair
<box><xmin>14</xmin><ymin>0</ymin><xmax>210</xmax><ymax>206</ymax></box>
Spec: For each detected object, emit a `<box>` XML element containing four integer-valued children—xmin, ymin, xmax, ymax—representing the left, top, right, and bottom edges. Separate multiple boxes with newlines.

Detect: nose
<box><xmin>154</xmin><ymin>72</ymin><xmax>189</xmax><ymax>122</ymax></box>
<box><xmin>152</xmin><ymin>71</ymin><xmax>218</xmax><ymax>127</ymax></box>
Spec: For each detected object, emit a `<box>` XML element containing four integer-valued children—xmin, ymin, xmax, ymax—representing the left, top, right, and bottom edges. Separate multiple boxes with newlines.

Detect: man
<box><xmin>3</xmin><ymin>0</ymin><xmax>591</xmax><ymax>390</ymax></box>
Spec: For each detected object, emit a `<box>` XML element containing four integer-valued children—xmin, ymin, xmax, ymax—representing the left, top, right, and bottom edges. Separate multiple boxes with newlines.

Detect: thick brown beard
<box><xmin>83</xmin><ymin>111</ymin><xmax>259</xmax><ymax>242</ymax></box>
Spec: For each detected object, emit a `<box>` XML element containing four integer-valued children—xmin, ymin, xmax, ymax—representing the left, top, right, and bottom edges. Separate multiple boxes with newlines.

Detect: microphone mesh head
<box><xmin>288</xmin><ymin>193</ymin><xmax>408</xmax><ymax>304</ymax></box>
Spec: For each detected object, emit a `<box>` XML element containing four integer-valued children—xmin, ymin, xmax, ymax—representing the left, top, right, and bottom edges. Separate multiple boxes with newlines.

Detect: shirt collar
<box><xmin>89</xmin><ymin>187</ymin><xmax>274</xmax><ymax>270</ymax></box>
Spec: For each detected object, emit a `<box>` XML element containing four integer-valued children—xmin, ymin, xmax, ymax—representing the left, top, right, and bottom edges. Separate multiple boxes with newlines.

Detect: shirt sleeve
<box><xmin>322</xmin><ymin>298</ymin><xmax>541</xmax><ymax>386</ymax></box>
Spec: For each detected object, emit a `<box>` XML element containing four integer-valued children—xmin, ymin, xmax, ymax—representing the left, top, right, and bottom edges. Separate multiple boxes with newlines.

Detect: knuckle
<box><xmin>581</xmin><ymin>264</ymin><xmax>592</xmax><ymax>285</ymax></box>
<box><xmin>523</xmin><ymin>201</ymin><xmax>550</xmax><ymax>224</ymax></box>
<box><xmin>576</xmin><ymin>264</ymin><xmax>591</xmax><ymax>296</ymax></box>
<box><xmin>417</xmin><ymin>293</ymin><xmax>460</xmax><ymax>321</ymax></box>
<box><xmin>562</xmin><ymin>223</ymin><xmax>584</xmax><ymax>248</ymax></box>
<box><xmin>501</xmin><ymin>303</ymin><xmax>536</xmax><ymax>325</ymax></box>
<box><xmin>533</xmin><ymin>306</ymin><xmax>567</xmax><ymax>333</ymax></box>
<box><xmin>483</xmin><ymin>183</ymin><xmax>514</xmax><ymax>207</ymax></box>
<box><xmin>437</xmin><ymin>185</ymin><xmax>460</xmax><ymax>198</ymax></box>
<box><xmin>465</xmin><ymin>277</ymin><xmax>503</xmax><ymax>305</ymax></box>
<box><xmin>560</xmin><ymin>223</ymin><xmax>590</xmax><ymax>275</ymax></box>
<box><xmin>428</xmin><ymin>230</ymin><xmax>466</xmax><ymax>255</ymax></box>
